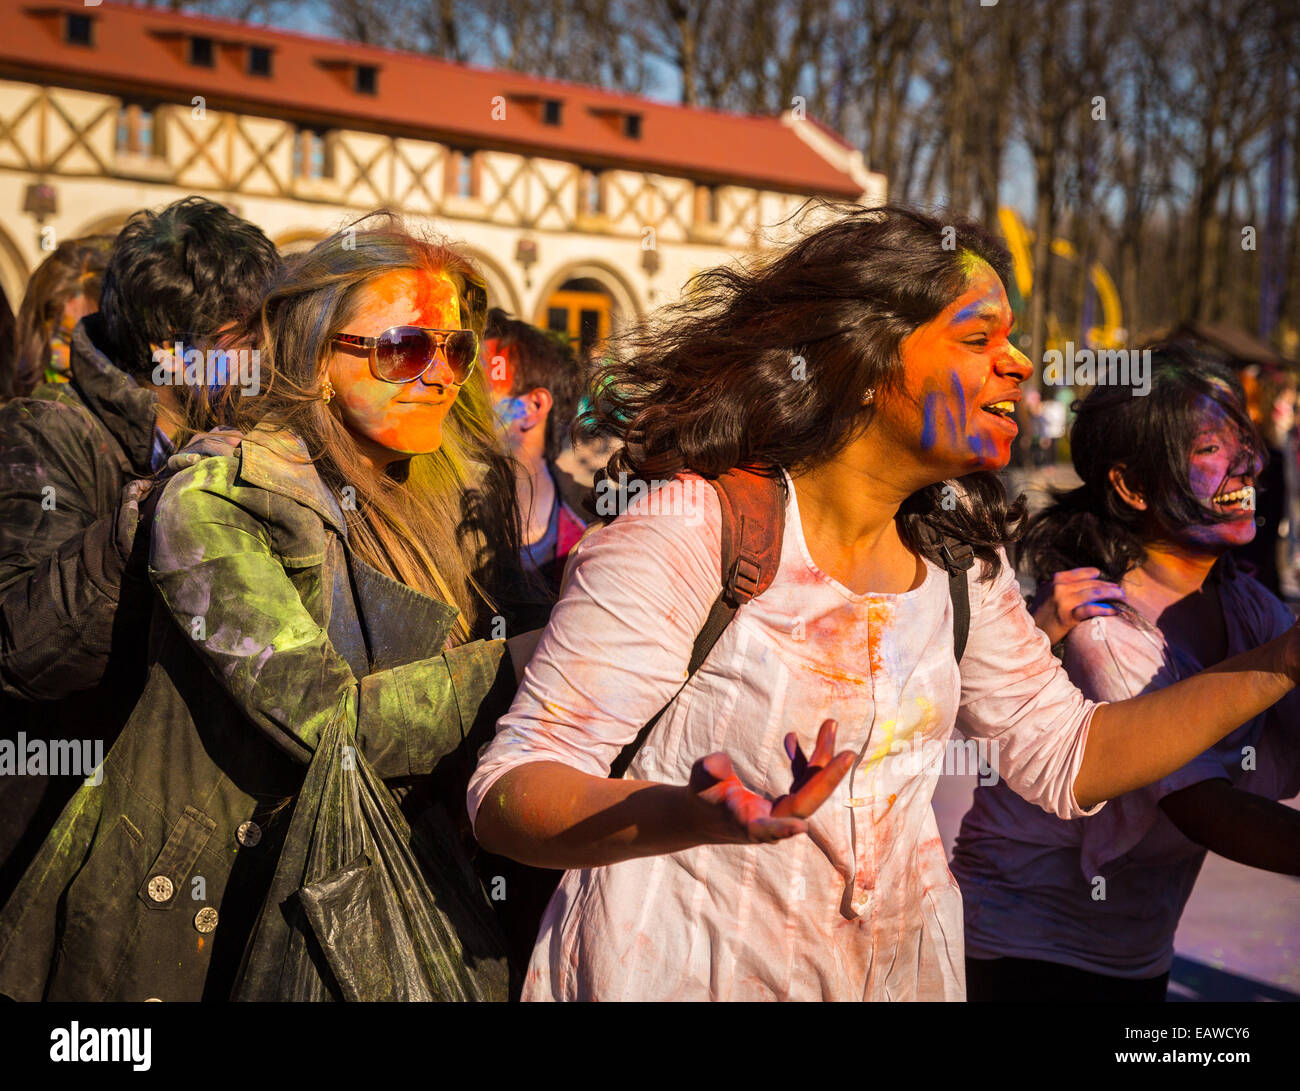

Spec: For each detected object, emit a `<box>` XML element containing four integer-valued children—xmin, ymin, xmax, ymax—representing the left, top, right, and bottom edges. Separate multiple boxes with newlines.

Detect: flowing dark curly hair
<box><xmin>1020</xmin><ymin>344</ymin><xmax>1263</xmax><ymax>584</ymax></box>
<box><xmin>583</xmin><ymin>201</ymin><xmax>1026</xmax><ymax>576</ymax></box>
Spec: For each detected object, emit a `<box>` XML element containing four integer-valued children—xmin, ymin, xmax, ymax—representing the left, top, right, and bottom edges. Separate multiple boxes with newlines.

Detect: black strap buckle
<box><xmin>938</xmin><ymin>537</ymin><xmax>974</xmax><ymax>575</ymax></box>
<box><xmin>728</xmin><ymin>554</ymin><xmax>762</xmax><ymax>601</ymax></box>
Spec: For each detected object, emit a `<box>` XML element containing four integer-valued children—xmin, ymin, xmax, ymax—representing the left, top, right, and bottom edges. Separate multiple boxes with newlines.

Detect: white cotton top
<box><xmin>953</xmin><ymin>567</ymin><xmax>1300</xmax><ymax>979</ymax></box>
<box><xmin>467</xmin><ymin>470</ymin><xmax>1105</xmax><ymax>1001</ymax></box>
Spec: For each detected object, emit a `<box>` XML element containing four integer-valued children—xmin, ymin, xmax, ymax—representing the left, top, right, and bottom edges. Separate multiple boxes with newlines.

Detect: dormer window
<box><xmin>189</xmin><ymin>36</ymin><xmax>214</xmax><ymax>67</ymax></box>
<box><xmin>623</xmin><ymin>114</ymin><xmax>642</xmax><ymax>139</ymax></box>
<box><xmin>542</xmin><ymin>99</ymin><xmax>563</xmax><ymax>126</ymax></box>
<box><xmin>65</xmin><ymin>13</ymin><xmax>93</xmax><ymax>47</ymax></box>
<box><xmin>248</xmin><ymin>46</ymin><xmax>272</xmax><ymax>77</ymax></box>
<box><xmin>355</xmin><ymin>65</ymin><xmax>378</xmax><ymax>94</ymax></box>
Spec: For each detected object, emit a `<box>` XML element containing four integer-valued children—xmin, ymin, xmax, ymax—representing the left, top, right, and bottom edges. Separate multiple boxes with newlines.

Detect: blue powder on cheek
<box><xmin>921</xmin><ymin>392</ymin><xmax>942</xmax><ymax>450</ymax></box>
<box><xmin>495</xmin><ymin>396</ymin><xmax>528</xmax><ymax>425</ymax></box>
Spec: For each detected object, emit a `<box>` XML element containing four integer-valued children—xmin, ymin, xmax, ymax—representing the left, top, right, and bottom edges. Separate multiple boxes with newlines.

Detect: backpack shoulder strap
<box><xmin>937</xmin><ymin>534</ymin><xmax>976</xmax><ymax>662</ymax></box>
<box><xmin>609</xmin><ymin>467</ymin><xmax>785</xmax><ymax>778</ymax></box>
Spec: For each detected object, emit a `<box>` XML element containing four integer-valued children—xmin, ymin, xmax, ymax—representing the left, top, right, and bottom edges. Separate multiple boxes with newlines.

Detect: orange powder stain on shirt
<box><xmin>872</xmin><ymin>793</ymin><xmax>898</xmax><ymax>824</ymax></box>
<box><xmin>865</xmin><ymin>599</ymin><xmax>896</xmax><ymax>677</ymax></box>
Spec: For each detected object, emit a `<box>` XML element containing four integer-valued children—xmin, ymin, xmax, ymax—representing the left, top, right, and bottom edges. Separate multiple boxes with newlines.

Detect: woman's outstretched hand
<box><xmin>687</xmin><ymin>719</ymin><xmax>857</xmax><ymax>845</ymax></box>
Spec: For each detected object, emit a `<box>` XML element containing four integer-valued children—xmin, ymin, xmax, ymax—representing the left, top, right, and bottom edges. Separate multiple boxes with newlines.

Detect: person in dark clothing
<box><xmin>0</xmin><ymin>215</ymin><xmax>530</xmax><ymax>1002</ymax></box>
<box><xmin>482</xmin><ymin>309</ymin><xmax>588</xmax><ymax>597</ymax></box>
<box><xmin>0</xmin><ymin>196</ymin><xmax>281</xmax><ymax>906</ymax></box>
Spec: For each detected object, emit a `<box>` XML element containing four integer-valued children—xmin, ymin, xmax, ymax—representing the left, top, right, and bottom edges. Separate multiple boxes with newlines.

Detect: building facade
<box><xmin>0</xmin><ymin>1</ymin><xmax>883</xmax><ymax>357</ymax></box>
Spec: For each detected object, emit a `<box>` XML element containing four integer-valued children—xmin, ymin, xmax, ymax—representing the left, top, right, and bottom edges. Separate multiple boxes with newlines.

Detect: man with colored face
<box><xmin>481</xmin><ymin>309</ymin><xmax>587</xmax><ymax>594</ymax></box>
<box><xmin>0</xmin><ymin>196</ymin><xmax>281</xmax><ymax>904</ymax></box>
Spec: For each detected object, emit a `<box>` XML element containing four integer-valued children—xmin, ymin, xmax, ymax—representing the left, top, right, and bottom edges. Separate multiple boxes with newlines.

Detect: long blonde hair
<box><xmin>222</xmin><ymin>212</ymin><xmax>520</xmax><ymax>643</ymax></box>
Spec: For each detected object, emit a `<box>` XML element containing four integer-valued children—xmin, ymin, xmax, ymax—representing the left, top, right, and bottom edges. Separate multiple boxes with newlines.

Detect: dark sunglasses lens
<box><xmin>375</xmin><ymin>327</ymin><xmax>434</xmax><ymax>382</ymax></box>
<box><xmin>445</xmin><ymin>331</ymin><xmax>477</xmax><ymax>380</ymax></box>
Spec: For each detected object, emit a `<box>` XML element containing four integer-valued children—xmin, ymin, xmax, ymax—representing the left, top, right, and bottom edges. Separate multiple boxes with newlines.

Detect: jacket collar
<box><xmin>236</xmin><ymin>426</ymin><xmax>347</xmax><ymax>534</ymax></box>
<box><xmin>67</xmin><ymin>314</ymin><xmax>158</xmax><ymax>475</ymax></box>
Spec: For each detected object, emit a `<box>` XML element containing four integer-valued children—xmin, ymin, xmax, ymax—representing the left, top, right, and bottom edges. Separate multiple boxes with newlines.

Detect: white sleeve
<box><xmin>955</xmin><ymin>547</ymin><xmax>1106</xmax><ymax>820</ymax></box>
<box><xmin>467</xmin><ymin>475</ymin><xmax>722</xmax><ymax>830</ymax></box>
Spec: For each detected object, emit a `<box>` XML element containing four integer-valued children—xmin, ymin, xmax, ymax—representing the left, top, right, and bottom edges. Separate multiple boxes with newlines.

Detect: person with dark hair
<box><xmin>6</xmin><ymin>236</ymin><xmax>114</xmax><ymax>398</ymax></box>
<box><xmin>0</xmin><ymin>197</ymin><xmax>281</xmax><ymax>907</ymax></box>
<box><xmin>953</xmin><ymin>345</ymin><xmax>1300</xmax><ymax>1002</ymax></box>
<box><xmin>481</xmin><ymin>309</ymin><xmax>588</xmax><ymax>594</ymax></box>
<box><xmin>467</xmin><ymin>204</ymin><xmax>1300</xmax><ymax>1001</ymax></box>
<box><xmin>0</xmin><ymin>214</ymin><xmax>535</xmax><ymax>1002</ymax></box>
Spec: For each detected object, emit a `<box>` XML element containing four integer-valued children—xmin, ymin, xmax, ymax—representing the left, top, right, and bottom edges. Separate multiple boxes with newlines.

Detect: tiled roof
<box><xmin>1</xmin><ymin>0</ymin><xmax>866</xmax><ymax>198</ymax></box>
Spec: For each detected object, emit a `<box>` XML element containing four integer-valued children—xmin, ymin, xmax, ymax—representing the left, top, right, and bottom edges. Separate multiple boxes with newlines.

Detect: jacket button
<box><xmin>194</xmin><ymin>907</ymin><xmax>219</xmax><ymax>934</ymax></box>
<box><xmin>236</xmin><ymin>820</ymin><xmax>262</xmax><ymax>847</ymax></box>
<box><xmin>146</xmin><ymin>875</ymin><xmax>174</xmax><ymax>903</ymax></box>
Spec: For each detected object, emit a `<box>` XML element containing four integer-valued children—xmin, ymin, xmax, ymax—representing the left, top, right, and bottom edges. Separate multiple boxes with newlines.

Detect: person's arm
<box><xmin>469</xmin><ymin>479</ymin><xmax>853</xmax><ymax>869</ymax></box>
<box><xmin>476</xmin><ymin>723</ymin><xmax>854</xmax><ymax>869</ymax></box>
<box><xmin>956</xmin><ymin>550</ymin><xmax>1300</xmax><ymax>818</ymax></box>
<box><xmin>1072</xmin><ymin>634</ymin><xmax>1296</xmax><ymax>809</ymax></box>
<box><xmin>149</xmin><ymin>453</ymin><xmax>510</xmax><ymax>778</ymax></box>
<box><xmin>0</xmin><ymin>400</ymin><xmax>146</xmax><ymax>701</ymax></box>
<box><xmin>1158</xmin><ymin>779</ymin><xmax>1300</xmax><ymax>874</ymax></box>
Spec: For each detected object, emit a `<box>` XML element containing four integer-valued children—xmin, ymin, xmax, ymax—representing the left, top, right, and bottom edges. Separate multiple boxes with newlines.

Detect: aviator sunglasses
<box><xmin>330</xmin><ymin>325</ymin><xmax>479</xmax><ymax>386</ymax></box>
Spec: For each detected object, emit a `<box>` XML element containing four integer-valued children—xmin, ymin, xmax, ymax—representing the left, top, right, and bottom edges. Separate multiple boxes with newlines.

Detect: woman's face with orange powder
<box><xmin>326</xmin><ymin>269</ymin><xmax>463</xmax><ymax>458</ymax></box>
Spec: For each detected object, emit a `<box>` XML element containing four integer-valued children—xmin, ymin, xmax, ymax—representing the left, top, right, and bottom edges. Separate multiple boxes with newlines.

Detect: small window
<box><xmin>695</xmin><ymin>183</ymin><xmax>720</xmax><ymax>225</ymax></box>
<box><xmin>115</xmin><ymin>103</ymin><xmax>159</xmax><ymax>158</ymax></box>
<box><xmin>189</xmin><ymin>37</ymin><xmax>214</xmax><ymax>68</ymax></box>
<box><xmin>446</xmin><ymin>149</ymin><xmax>478</xmax><ymax>199</ymax></box>
<box><xmin>355</xmin><ymin>65</ymin><xmax>378</xmax><ymax>95</ymax></box>
<box><xmin>542</xmin><ymin>99</ymin><xmax>563</xmax><ymax>126</ymax></box>
<box><xmin>65</xmin><ymin>13</ymin><xmax>93</xmax><ymax>47</ymax></box>
<box><xmin>293</xmin><ymin>127</ymin><xmax>332</xmax><ymax>180</ymax></box>
<box><xmin>443</xmin><ymin>149</ymin><xmax>480</xmax><ymax>199</ymax></box>
<box><xmin>623</xmin><ymin>114</ymin><xmax>642</xmax><ymax>139</ymax></box>
<box><xmin>579</xmin><ymin>168</ymin><xmax>604</xmax><ymax>215</ymax></box>
<box><xmin>248</xmin><ymin>46</ymin><xmax>272</xmax><ymax>77</ymax></box>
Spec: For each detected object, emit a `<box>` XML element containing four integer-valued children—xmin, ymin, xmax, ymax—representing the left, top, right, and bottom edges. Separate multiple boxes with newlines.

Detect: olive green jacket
<box><xmin>0</xmin><ymin>428</ymin><xmax>513</xmax><ymax>1001</ymax></box>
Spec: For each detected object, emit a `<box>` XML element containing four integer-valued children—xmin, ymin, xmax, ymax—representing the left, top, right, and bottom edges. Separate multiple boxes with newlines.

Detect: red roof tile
<box><xmin>1</xmin><ymin>0</ymin><xmax>865</xmax><ymax>198</ymax></box>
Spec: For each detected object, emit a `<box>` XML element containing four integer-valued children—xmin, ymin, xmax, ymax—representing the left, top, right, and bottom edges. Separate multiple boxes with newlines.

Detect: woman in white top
<box><xmin>467</xmin><ymin>206</ymin><xmax>1300</xmax><ymax>1001</ymax></box>
<box><xmin>954</xmin><ymin>346</ymin><xmax>1300</xmax><ymax>1001</ymax></box>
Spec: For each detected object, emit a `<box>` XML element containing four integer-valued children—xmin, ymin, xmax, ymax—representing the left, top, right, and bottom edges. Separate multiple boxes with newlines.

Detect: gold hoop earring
<box><xmin>321</xmin><ymin>377</ymin><xmax>335</xmax><ymax>405</ymax></box>
<box><xmin>862</xmin><ymin>388</ymin><xmax>875</xmax><ymax>406</ymax></box>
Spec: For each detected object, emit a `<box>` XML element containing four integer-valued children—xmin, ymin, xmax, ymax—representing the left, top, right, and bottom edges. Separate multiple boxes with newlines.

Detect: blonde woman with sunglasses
<box><xmin>0</xmin><ymin>214</ymin><xmax>534</xmax><ymax>1002</ymax></box>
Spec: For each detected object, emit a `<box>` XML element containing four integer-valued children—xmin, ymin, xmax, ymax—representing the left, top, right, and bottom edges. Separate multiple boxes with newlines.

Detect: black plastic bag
<box><xmin>233</xmin><ymin>697</ymin><xmax>509</xmax><ymax>1001</ymax></box>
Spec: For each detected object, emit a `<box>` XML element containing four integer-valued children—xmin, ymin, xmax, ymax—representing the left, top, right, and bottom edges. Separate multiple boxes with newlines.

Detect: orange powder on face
<box><xmin>331</xmin><ymin>269</ymin><xmax>463</xmax><ymax>455</ymax></box>
<box><xmin>409</xmin><ymin>270</ymin><xmax>459</xmax><ymax>329</ymax></box>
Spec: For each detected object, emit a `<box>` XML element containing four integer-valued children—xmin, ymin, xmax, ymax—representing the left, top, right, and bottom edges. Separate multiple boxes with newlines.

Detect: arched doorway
<box><xmin>543</xmin><ymin>278</ymin><xmax>612</xmax><ymax>362</ymax></box>
<box><xmin>75</xmin><ymin>210</ymin><xmax>134</xmax><ymax>239</ymax></box>
<box><xmin>273</xmin><ymin>228</ymin><xmax>328</xmax><ymax>256</ymax></box>
<box><xmin>532</xmin><ymin>261</ymin><xmax>641</xmax><ymax>364</ymax></box>
<box><xmin>459</xmin><ymin>246</ymin><xmax>523</xmax><ymax>319</ymax></box>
